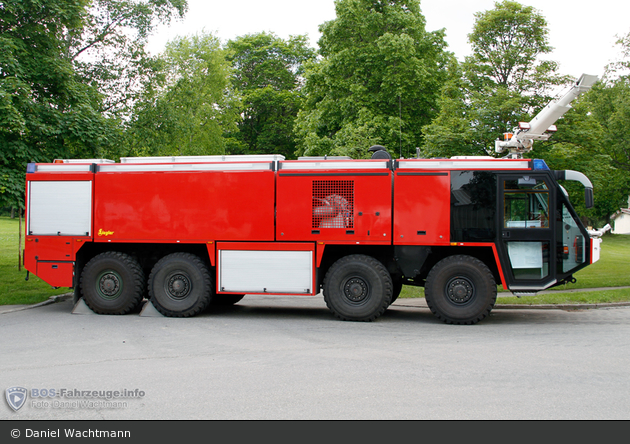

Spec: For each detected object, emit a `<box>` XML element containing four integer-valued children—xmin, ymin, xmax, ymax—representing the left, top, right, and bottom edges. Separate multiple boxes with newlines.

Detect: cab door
<box><xmin>497</xmin><ymin>174</ymin><xmax>557</xmax><ymax>292</ymax></box>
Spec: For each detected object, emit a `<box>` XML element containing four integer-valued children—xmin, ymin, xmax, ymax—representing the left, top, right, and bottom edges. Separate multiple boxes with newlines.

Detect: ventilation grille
<box><xmin>312</xmin><ymin>180</ymin><xmax>354</xmax><ymax>229</ymax></box>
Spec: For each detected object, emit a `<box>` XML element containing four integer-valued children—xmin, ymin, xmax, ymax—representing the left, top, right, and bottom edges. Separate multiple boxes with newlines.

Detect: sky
<box><xmin>146</xmin><ymin>0</ymin><xmax>630</xmax><ymax>79</ymax></box>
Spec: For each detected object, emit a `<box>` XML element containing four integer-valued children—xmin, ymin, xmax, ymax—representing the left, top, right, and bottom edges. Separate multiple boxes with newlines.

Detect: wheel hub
<box><xmin>98</xmin><ymin>272</ymin><xmax>122</xmax><ymax>300</ymax></box>
<box><xmin>166</xmin><ymin>274</ymin><xmax>191</xmax><ymax>299</ymax></box>
<box><xmin>446</xmin><ymin>277</ymin><xmax>474</xmax><ymax>304</ymax></box>
<box><xmin>343</xmin><ymin>277</ymin><xmax>369</xmax><ymax>302</ymax></box>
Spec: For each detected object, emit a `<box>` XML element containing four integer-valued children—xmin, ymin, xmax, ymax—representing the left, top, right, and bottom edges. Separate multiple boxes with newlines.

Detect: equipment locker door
<box><xmin>497</xmin><ymin>173</ymin><xmax>557</xmax><ymax>291</ymax></box>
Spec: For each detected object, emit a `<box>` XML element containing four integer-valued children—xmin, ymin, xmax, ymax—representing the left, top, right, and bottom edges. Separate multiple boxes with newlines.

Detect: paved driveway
<box><xmin>1</xmin><ymin>296</ymin><xmax>629</xmax><ymax>420</ymax></box>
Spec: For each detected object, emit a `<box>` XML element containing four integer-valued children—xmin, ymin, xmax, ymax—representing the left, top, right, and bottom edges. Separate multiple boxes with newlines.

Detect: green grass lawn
<box><xmin>1</xmin><ymin>215</ymin><xmax>628</xmax><ymax>306</ymax></box>
<box><xmin>495</xmin><ymin>287</ymin><xmax>630</xmax><ymax>305</ymax></box>
<box><xmin>0</xmin><ymin>216</ymin><xmax>70</xmax><ymax>305</ymax></box>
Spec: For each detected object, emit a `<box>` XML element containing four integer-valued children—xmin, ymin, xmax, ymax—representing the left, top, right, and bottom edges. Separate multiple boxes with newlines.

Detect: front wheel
<box><xmin>80</xmin><ymin>252</ymin><xmax>145</xmax><ymax>315</ymax></box>
<box><xmin>148</xmin><ymin>253</ymin><xmax>213</xmax><ymax>317</ymax></box>
<box><xmin>424</xmin><ymin>255</ymin><xmax>496</xmax><ymax>325</ymax></box>
<box><xmin>323</xmin><ymin>255</ymin><xmax>392</xmax><ymax>322</ymax></box>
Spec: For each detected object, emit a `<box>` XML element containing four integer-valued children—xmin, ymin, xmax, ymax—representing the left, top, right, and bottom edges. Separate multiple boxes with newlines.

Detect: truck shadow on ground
<box><xmin>196</xmin><ymin>299</ymin><xmax>439</xmax><ymax>324</ymax></box>
<box><xmin>201</xmin><ymin>303</ymin><xmax>336</xmax><ymax>322</ymax></box>
<box><xmin>58</xmin><ymin>296</ymin><xmax>623</xmax><ymax>326</ymax></box>
<box><xmin>201</xmin><ymin>303</ymin><xmax>609</xmax><ymax>326</ymax></box>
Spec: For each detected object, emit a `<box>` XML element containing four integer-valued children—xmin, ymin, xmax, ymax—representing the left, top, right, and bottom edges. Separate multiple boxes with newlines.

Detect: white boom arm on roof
<box><xmin>495</xmin><ymin>74</ymin><xmax>599</xmax><ymax>157</ymax></box>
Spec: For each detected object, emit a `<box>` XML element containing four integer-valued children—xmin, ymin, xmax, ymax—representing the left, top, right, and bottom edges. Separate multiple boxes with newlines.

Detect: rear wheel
<box><xmin>323</xmin><ymin>255</ymin><xmax>392</xmax><ymax>321</ymax></box>
<box><xmin>424</xmin><ymin>255</ymin><xmax>496</xmax><ymax>325</ymax></box>
<box><xmin>148</xmin><ymin>253</ymin><xmax>213</xmax><ymax>317</ymax></box>
<box><xmin>80</xmin><ymin>252</ymin><xmax>145</xmax><ymax>315</ymax></box>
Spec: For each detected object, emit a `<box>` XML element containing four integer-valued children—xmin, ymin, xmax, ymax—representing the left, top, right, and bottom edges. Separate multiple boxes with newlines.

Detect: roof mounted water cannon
<box><xmin>495</xmin><ymin>74</ymin><xmax>599</xmax><ymax>158</ymax></box>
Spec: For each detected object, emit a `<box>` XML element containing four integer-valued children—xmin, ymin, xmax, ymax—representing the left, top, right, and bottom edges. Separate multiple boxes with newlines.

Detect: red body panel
<box><xmin>93</xmin><ymin>169</ymin><xmax>276</xmax><ymax>242</ymax></box>
<box><xmin>24</xmin><ymin>239</ymin><xmax>37</xmax><ymax>274</ymax></box>
<box><xmin>36</xmin><ymin>261</ymin><xmax>74</xmax><ymax>287</ymax></box>
<box><xmin>393</xmin><ymin>171</ymin><xmax>451</xmax><ymax>245</ymax></box>
<box><xmin>276</xmin><ymin>168</ymin><xmax>392</xmax><ymax>243</ymax></box>
<box><xmin>29</xmin><ymin>236</ymin><xmax>77</xmax><ymax>260</ymax></box>
<box><xmin>216</xmin><ymin>241</ymin><xmax>315</xmax><ymax>252</ymax></box>
<box><xmin>24</xmin><ymin>236</ymin><xmax>89</xmax><ymax>287</ymax></box>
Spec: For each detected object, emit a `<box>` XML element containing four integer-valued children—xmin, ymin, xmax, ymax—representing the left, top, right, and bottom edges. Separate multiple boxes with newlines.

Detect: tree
<box><xmin>0</xmin><ymin>0</ymin><xmax>188</xmax><ymax>211</ymax></box>
<box><xmin>422</xmin><ymin>0</ymin><xmax>569</xmax><ymax>158</ymax></box>
<box><xmin>295</xmin><ymin>0</ymin><xmax>450</xmax><ymax>159</ymax></box>
<box><xmin>0</xmin><ymin>0</ymin><xmax>116</xmax><ymax>211</ymax></box>
<box><xmin>587</xmin><ymin>32</ymin><xmax>630</xmax><ymax>173</ymax></box>
<box><xmin>226</xmin><ymin>32</ymin><xmax>316</xmax><ymax>159</ymax></box>
<box><xmin>541</xmin><ymin>32</ymin><xmax>630</xmax><ymax>225</ymax></box>
<box><xmin>125</xmin><ymin>32</ymin><xmax>240</xmax><ymax>156</ymax></box>
<box><xmin>67</xmin><ymin>0</ymin><xmax>188</xmax><ymax>120</ymax></box>
<box><xmin>531</xmin><ymin>100</ymin><xmax>628</xmax><ymax>226</ymax></box>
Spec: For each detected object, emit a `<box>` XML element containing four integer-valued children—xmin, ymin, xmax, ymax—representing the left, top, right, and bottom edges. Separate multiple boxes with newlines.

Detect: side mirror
<box><xmin>585</xmin><ymin>188</ymin><xmax>594</xmax><ymax>209</ymax></box>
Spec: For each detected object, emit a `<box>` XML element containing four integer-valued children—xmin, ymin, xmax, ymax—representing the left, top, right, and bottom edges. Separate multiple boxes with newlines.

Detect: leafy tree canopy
<box><xmin>124</xmin><ymin>32</ymin><xmax>240</xmax><ymax>157</ymax></box>
<box><xmin>226</xmin><ymin>32</ymin><xmax>316</xmax><ymax>159</ymax></box>
<box><xmin>69</xmin><ymin>0</ymin><xmax>188</xmax><ymax>119</ymax></box>
<box><xmin>539</xmin><ymin>32</ymin><xmax>630</xmax><ymax>225</ymax></box>
<box><xmin>422</xmin><ymin>0</ymin><xmax>569</xmax><ymax>159</ymax></box>
<box><xmin>295</xmin><ymin>0</ymin><xmax>451</xmax><ymax>159</ymax></box>
<box><xmin>0</xmin><ymin>0</ymin><xmax>188</xmax><ymax>210</ymax></box>
<box><xmin>0</xmin><ymin>0</ymin><xmax>112</xmax><ymax>210</ymax></box>
<box><xmin>588</xmin><ymin>32</ymin><xmax>630</xmax><ymax>173</ymax></box>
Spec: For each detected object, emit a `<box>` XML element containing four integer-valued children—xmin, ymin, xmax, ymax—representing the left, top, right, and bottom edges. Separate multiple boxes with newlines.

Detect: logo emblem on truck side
<box><xmin>97</xmin><ymin>229</ymin><xmax>114</xmax><ymax>237</ymax></box>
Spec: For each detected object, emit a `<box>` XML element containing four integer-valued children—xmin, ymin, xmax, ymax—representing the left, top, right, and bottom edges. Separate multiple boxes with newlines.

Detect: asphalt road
<box><xmin>1</xmin><ymin>295</ymin><xmax>629</xmax><ymax>420</ymax></box>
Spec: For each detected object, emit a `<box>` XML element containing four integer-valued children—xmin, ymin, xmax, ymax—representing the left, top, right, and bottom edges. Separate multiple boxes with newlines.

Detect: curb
<box><xmin>0</xmin><ymin>293</ymin><xmax>73</xmax><ymax>315</ymax></box>
<box><xmin>494</xmin><ymin>302</ymin><xmax>630</xmax><ymax>310</ymax></box>
<box><xmin>393</xmin><ymin>300</ymin><xmax>630</xmax><ymax>310</ymax></box>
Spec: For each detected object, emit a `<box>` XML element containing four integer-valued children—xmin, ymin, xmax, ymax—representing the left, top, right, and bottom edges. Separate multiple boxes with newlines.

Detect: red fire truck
<box><xmin>22</xmin><ymin>75</ymin><xmax>608</xmax><ymax>324</ymax></box>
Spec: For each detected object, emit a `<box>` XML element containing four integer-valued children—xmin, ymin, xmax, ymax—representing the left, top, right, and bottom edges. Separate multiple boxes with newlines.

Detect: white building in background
<box><xmin>611</xmin><ymin>196</ymin><xmax>630</xmax><ymax>234</ymax></box>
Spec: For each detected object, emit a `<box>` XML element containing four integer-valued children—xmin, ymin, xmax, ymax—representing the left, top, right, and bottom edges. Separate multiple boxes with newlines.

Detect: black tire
<box><xmin>211</xmin><ymin>294</ymin><xmax>245</xmax><ymax>306</ymax></box>
<box><xmin>80</xmin><ymin>252</ymin><xmax>145</xmax><ymax>315</ymax></box>
<box><xmin>390</xmin><ymin>278</ymin><xmax>403</xmax><ymax>305</ymax></box>
<box><xmin>323</xmin><ymin>255</ymin><xmax>392</xmax><ymax>321</ymax></box>
<box><xmin>148</xmin><ymin>253</ymin><xmax>213</xmax><ymax>317</ymax></box>
<box><xmin>424</xmin><ymin>255</ymin><xmax>496</xmax><ymax>325</ymax></box>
